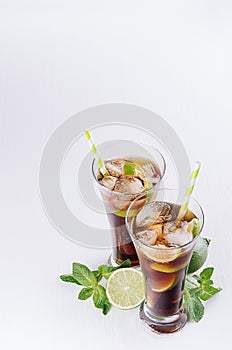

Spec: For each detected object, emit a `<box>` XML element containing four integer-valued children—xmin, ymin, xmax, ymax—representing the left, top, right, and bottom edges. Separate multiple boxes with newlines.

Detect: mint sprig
<box><xmin>60</xmin><ymin>259</ymin><xmax>131</xmax><ymax>315</ymax></box>
<box><xmin>184</xmin><ymin>267</ymin><xmax>222</xmax><ymax>322</ymax></box>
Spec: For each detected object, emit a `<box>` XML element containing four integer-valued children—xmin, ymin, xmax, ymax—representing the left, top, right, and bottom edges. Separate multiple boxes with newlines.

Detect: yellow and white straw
<box><xmin>84</xmin><ymin>130</ymin><xmax>109</xmax><ymax>176</ymax></box>
<box><xmin>177</xmin><ymin>161</ymin><xmax>201</xmax><ymax>220</ymax></box>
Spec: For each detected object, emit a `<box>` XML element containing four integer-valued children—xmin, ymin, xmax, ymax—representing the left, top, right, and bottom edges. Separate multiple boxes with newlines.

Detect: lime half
<box><xmin>106</xmin><ymin>268</ymin><xmax>145</xmax><ymax>310</ymax></box>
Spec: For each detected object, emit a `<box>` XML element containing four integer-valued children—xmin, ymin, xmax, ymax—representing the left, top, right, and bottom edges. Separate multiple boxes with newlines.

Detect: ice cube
<box><xmin>99</xmin><ymin>176</ymin><xmax>117</xmax><ymax>190</ymax></box>
<box><xmin>114</xmin><ymin>176</ymin><xmax>144</xmax><ymax>194</ymax></box>
<box><xmin>136</xmin><ymin>205</ymin><xmax>159</xmax><ymax>228</ymax></box>
<box><xmin>136</xmin><ymin>230</ymin><xmax>158</xmax><ymax>245</ymax></box>
<box><xmin>104</xmin><ymin>159</ymin><xmax>126</xmax><ymax>177</ymax></box>
<box><xmin>136</xmin><ymin>202</ymin><xmax>174</xmax><ymax>228</ymax></box>
<box><xmin>150</xmin><ymin>202</ymin><xmax>174</xmax><ymax>222</ymax></box>
<box><xmin>163</xmin><ymin>221</ymin><xmax>177</xmax><ymax>234</ymax></box>
<box><xmin>164</xmin><ymin>228</ymin><xmax>193</xmax><ymax>247</ymax></box>
<box><xmin>136</xmin><ymin>160</ymin><xmax>161</xmax><ymax>184</ymax></box>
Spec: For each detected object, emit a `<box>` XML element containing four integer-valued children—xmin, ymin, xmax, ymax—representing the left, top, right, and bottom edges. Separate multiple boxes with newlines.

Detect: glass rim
<box><xmin>125</xmin><ymin>187</ymin><xmax>205</xmax><ymax>251</ymax></box>
<box><xmin>91</xmin><ymin>146</ymin><xmax>166</xmax><ymax>196</ymax></box>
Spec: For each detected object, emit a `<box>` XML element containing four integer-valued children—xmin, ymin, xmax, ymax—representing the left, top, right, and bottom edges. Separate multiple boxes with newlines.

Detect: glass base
<box><xmin>107</xmin><ymin>254</ymin><xmax>119</xmax><ymax>267</ymax></box>
<box><xmin>107</xmin><ymin>254</ymin><xmax>140</xmax><ymax>268</ymax></box>
<box><xmin>139</xmin><ymin>302</ymin><xmax>188</xmax><ymax>334</ymax></box>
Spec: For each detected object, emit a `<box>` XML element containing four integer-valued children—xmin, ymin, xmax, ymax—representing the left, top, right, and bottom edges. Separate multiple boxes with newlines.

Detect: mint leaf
<box><xmin>117</xmin><ymin>259</ymin><xmax>132</xmax><ymax>268</ymax></box>
<box><xmin>185</xmin><ymin>266</ymin><xmax>222</xmax><ymax>322</ymax></box>
<box><xmin>97</xmin><ymin>265</ymin><xmax>115</xmax><ymax>280</ymax></box>
<box><xmin>98</xmin><ymin>259</ymin><xmax>131</xmax><ymax>279</ymax></box>
<box><xmin>203</xmin><ymin>279</ymin><xmax>214</xmax><ymax>286</ymax></box>
<box><xmin>103</xmin><ymin>299</ymin><xmax>112</xmax><ymax>315</ymax></box>
<box><xmin>72</xmin><ymin>263</ymin><xmax>97</xmax><ymax>286</ymax></box>
<box><xmin>93</xmin><ymin>285</ymin><xmax>112</xmax><ymax>315</ymax></box>
<box><xmin>60</xmin><ymin>274</ymin><xmax>81</xmax><ymax>285</ymax></box>
<box><xmin>188</xmin><ymin>297</ymin><xmax>204</xmax><ymax>322</ymax></box>
<box><xmin>93</xmin><ymin>285</ymin><xmax>108</xmax><ymax>309</ymax></box>
<box><xmin>184</xmin><ymin>289</ymin><xmax>204</xmax><ymax>322</ymax></box>
<box><xmin>93</xmin><ymin>270</ymin><xmax>102</xmax><ymax>283</ymax></box>
<box><xmin>198</xmin><ymin>285</ymin><xmax>222</xmax><ymax>301</ymax></box>
<box><xmin>123</xmin><ymin>163</ymin><xmax>136</xmax><ymax>175</ymax></box>
<box><xmin>200</xmin><ymin>267</ymin><xmax>214</xmax><ymax>281</ymax></box>
<box><xmin>78</xmin><ymin>287</ymin><xmax>94</xmax><ymax>300</ymax></box>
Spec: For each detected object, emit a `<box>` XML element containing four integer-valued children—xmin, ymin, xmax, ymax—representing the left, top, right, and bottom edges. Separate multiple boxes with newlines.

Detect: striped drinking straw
<box><xmin>177</xmin><ymin>161</ymin><xmax>201</xmax><ymax>220</ymax></box>
<box><xmin>84</xmin><ymin>130</ymin><xmax>109</xmax><ymax>176</ymax></box>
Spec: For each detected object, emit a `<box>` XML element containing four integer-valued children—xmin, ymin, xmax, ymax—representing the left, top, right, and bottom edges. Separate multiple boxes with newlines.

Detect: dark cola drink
<box><xmin>139</xmin><ymin>240</ymin><xmax>193</xmax><ymax>317</ymax></box>
<box><xmin>128</xmin><ymin>198</ymin><xmax>202</xmax><ymax>333</ymax></box>
<box><xmin>96</xmin><ymin>157</ymin><xmax>161</xmax><ymax>266</ymax></box>
<box><xmin>106</xmin><ymin>212</ymin><xmax>139</xmax><ymax>265</ymax></box>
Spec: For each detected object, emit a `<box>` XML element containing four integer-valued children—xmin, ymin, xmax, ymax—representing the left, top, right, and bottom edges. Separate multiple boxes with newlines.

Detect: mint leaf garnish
<box><xmin>103</xmin><ymin>299</ymin><xmax>112</xmax><ymax>315</ymax></box>
<box><xmin>98</xmin><ymin>259</ymin><xmax>131</xmax><ymax>279</ymax></box>
<box><xmin>184</xmin><ymin>266</ymin><xmax>222</xmax><ymax>322</ymax></box>
<box><xmin>93</xmin><ymin>270</ymin><xmax>102</xmax><ymax>283</ymax></box>
<box><xmin>72</xmin><ymin>263</ymin><xmax>97</xmax><ymax>287</ymax></box>
<box><xmin>78</xmin><ymin>287</ymin><xmax>94</xmax><ymax>300</ymax></box>
<box><xmin>60</xmin><ymin>274</ymin><xmax>82</xmax><ymax>285</ymax></box>
<box><xmin>198</xmin><ymin>285</ymin><xmax>222</xmax><ymax>301</ymax></box>
<box><xmin>117</xmin><ymin>259</ymin><xmax>132</xmax><ymax>268</ymax></box>
<box><xmin>59</xmin><ymin>261</ymin><xmax>131</xmax><ymax>315</ymax></box>
<box><xmin>184</xmin><ymin>288</ymin><xmax>204</xmax><ymax>322</ymax></box>
<box><xmin>60</xmin><ymin>262</ymin><xmax>112</xmax><ymax>316</ymax></box>
<box><xmin>199</xmin><ymin>267</ymin><xmax>214</xmax><ymax>281</ymax></box>
<box><xmin>97</xmin><ymin>265</ymin><xmax>115</xmax><ymax>279</ymax></box>
<box><xmin>93</xmin><ymin>285</ymin><xmax>109</xmax><ymax>311</ymax></box>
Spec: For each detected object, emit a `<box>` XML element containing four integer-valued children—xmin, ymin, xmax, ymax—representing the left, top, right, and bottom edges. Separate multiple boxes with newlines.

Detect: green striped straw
<box><xmin>177</xmin><ymin>161</ymin><xmax>201</xmax><ymax>220</ymax></box>
<box><xmin>84</xmin><ymin>130</ymin><xmax>109</xmax><ymax>176</ymax></box>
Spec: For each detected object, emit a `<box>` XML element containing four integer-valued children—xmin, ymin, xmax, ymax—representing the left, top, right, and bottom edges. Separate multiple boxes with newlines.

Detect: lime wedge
<box><xmin>114</xmin><ymin>209</ymin><xmax>139</xmax><ymax>218</ymax></box>
<box><xmin>106</xmin><ymin>268</ymin><xmax>145</xmax><ymax>310</ymax></box>
<box><xmin>150</xmin><ymin>261</ymin><xmax>188</xmax><ymax>273</ymax></box>
<box><xmin>123</xmin><ymin>162</ymin><xmax>137</xmax><ymax>175</ymax></box>
<box><xmin>188</xmin><ymin>218</ymin><xmax>201</xmax><ymax>237</ymax></box>
<box><xmin>151</xmin><ymin>272</ymin><xmax>176</xmax><ymax>292</ymax></box>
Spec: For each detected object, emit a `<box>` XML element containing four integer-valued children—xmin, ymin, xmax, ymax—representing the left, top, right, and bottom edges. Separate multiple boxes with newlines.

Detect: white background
<box><xmin>1</xmin><ymin>1</ymin><xmax>232</xmax><ymax>349</ymax></box>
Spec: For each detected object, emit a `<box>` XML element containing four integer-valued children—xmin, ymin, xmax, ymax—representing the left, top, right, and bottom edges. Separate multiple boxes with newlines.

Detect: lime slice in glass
<box><xmin>123</xmin><ymin>162</ymin><xmax>137</xmax><ymax>175</ymax></box>
<box><xmin>144</xmin><ymin>244</ymin><xmax>180</xmax><ymax>263</ymax></box>
<box><xmin>151</xmin><ymin>272</ymin><xmax>177</xmax><ymax>292</ymax></box>
<box><xmin>188</xmin><ymin>218</ymin><xmax>201</xmax><ymax>237</ymax></box>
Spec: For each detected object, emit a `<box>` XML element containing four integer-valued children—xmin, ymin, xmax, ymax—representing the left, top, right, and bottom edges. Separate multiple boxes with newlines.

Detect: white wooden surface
<box><xmin>1</xmin><ymin>1</ymin><xmax>232</xmax><ymax>349</ymax></box>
